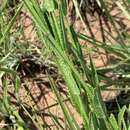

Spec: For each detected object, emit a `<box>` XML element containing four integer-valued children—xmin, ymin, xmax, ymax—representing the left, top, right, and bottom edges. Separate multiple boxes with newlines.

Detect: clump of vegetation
<box><xmin>0</xmin><ymin>0</ymin><xmax>130</xmax><ymax>129</ymax></box>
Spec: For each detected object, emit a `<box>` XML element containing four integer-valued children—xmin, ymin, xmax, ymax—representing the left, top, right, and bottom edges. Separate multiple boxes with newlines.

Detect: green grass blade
<box><xmin>48</xmin><ymin>75</ymin><xmax>80</xmax><ymax>130</ymax></box>
<box><xmin>109</xmin><ymin>114</ymin><xmax>119</xmax><ymax>130</ymax></box>
<box><xmin>0</xmin><ymin>3</ymin><xmax>23</xmax><ymax>45</ymax></box>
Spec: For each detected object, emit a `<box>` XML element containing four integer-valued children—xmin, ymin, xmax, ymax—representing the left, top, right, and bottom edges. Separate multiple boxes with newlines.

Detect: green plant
<box><xmin>23</xmin><ymin>0</ymin><xmax>130</xmax><ymax>129</ymax></box>
<box><xmin>0</xmin><ymin>0</ymin><xmax>130</xmax><ymax>129</ymax></box>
